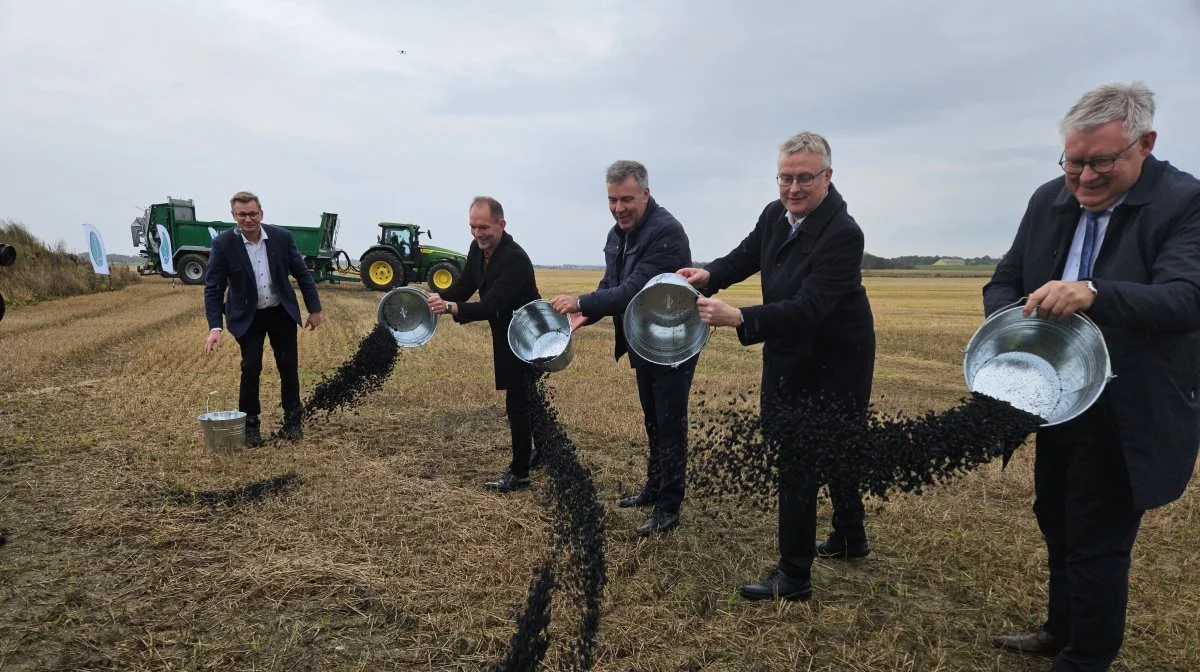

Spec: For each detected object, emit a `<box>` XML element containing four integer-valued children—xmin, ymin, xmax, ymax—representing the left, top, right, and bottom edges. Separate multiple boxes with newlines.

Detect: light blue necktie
<box><xmin>1078</xmin><ymin>210</ymin><xmax>1102</xmax><ymax>279</ymax></box>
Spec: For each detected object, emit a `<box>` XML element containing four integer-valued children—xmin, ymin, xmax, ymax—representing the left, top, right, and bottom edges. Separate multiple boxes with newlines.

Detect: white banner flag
<box><xmin>156</xmin><ymin>224</ymin><xmax>176</xmax><ymax>275</ymax></box>
<box><xmin>208</xmin><ymin>226</ymin><xmax>219</xmax><ymax>240</ymax></box>
<box><xmin>82</xmin><ymin>223</ymin><xmax>110</xmax><ymax>275</ymax></box>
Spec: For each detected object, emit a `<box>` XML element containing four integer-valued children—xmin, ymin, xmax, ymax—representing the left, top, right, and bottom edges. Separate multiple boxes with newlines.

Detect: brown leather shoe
<box><xmin>991</xmin><ymin>629</ymin><xmax>1065</xmax><ymax>657</ymax></box>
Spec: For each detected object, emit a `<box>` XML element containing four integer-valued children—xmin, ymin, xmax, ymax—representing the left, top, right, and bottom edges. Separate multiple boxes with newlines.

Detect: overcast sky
<box><xmin>3</xmin><ymin>1</ymin><xmax>1199</xmax><ymax>265</ymax></box>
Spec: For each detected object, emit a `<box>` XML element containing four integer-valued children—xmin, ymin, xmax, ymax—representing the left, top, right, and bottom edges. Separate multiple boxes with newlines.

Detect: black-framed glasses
<box><xmin>776</xmin><ymin>168</ymin><xmax>828</xmax><ymax>188</ymax></box>
<box><xmin>1058</xmin><ymin>137</ymin><xmax>1140</xmax><ymax>175</ymax></box>
<box><xmin>232</xmin><ymin>210</ymin><xmax>262</xmax><ymax>219</ymax></box>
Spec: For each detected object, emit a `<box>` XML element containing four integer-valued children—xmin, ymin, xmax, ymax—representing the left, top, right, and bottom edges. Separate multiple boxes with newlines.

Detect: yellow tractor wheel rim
<box><xmin>369</xmin><ymin>261</ymin><xmax>394</xmax><ymax>284</ymax></box>
<box><xmin>432</xmin><ymin>268</ymin><xmax>454</xmax><ymax>289</ymax></box>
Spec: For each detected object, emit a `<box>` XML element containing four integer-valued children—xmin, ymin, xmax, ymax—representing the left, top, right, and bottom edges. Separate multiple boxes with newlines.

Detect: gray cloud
<box><xmin>2</xmin><ymin>0</ymin><xmax>1198</xmax><ymax>267</ymax></box>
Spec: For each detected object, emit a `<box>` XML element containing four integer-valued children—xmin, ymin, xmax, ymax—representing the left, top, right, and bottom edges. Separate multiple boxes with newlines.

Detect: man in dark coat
<box><xmin>679</xmin><ymin>131</ymin><xmax>876</xmax><ymax>601</ymax></box>
<box><xmin>550</xmin><ymin>160</ymin><xmax>697</xmax><ymax>537</ymax></box>
<box><xmin>983</xmin><ymin>81</ymin><xmax>1200</xmax><ymax>671</ymax></box>
<box><xmin>428</xmin><ymin>196</ymin><xmax>543</xmax><ymax>493</ymax></box>
<box><xmin>203</xmin><ymin>190</ymin><xmax>324</xmax><ymax>446</ymax></box>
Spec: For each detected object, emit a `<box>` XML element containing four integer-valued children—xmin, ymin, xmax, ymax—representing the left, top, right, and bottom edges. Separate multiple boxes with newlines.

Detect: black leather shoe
<box><xmin>279</xmin><ymin>409</ymin><xmax>303</xmax><ymax>441</ymax></box>
<box><xmin>991</xmin><ymin>629</ymin><xmax>1065</xmax><ymax>657</ymax></box>
<box><xmin>244</xmin><ymin>417</ymin><xmax>263</xmax><ymax>448</ymax></box>
<box><xmin>485</xmin><ymin>472</ymin><xmax>531</xmax><ymax>493</ymax></box>
<box><xmin>636</xmin><ymin>509</ymin><xmax>679</xmax><ymax>536</ymax></box>
<box><xmin>739</xmin><ymin>568</ymin><xmax>812</xmax><ymax>601</ymax></box>
<box><xmin>618</xmin><ymin>490</ymin><xmax>657</xmax><ymax>508</ymax></box>
<box><xmin>278</xmin><ymin>422</ymin><xmax>303</xmax><ymax>441</ymax></box>
<box><xmin>815</xmin><ymin>535</ymin><xmax>870</xmax><ymax>559</ymax></box>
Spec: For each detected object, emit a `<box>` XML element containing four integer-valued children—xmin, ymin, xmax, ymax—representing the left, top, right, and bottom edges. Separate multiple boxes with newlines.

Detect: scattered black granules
<box><xmin>490</xmin><ymin>375</ymin><xmax>607</xmax><ymax>671</ymax></box>
<box><xmin>300</xmin><ymin>325</ymin><xmax>399</xmax><ymax>422</ymax></box>
<box><xmin>166</xmin><ymin>472</ymin><xmax>302</xmax><ymax>508</ymax></box>
<box><xmin>0</xmin><ymin>528</ymin><xmax>7</xmax><ymax>546</ymax></box>
<box><xmin>491</xmin><ymin>558</ymin><xmax>555</xmax><ymax>672</ymax></box>
<box><xmin>688</xmin><ymin>390</ymin><xmax>1044</xmax><ymax>513</ymax></box>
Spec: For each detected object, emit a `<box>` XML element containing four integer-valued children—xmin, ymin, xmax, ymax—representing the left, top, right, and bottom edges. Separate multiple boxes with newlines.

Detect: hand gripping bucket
<box><xmin>198</xmin><ymin>410</ymin><xmax>248</xmax><ymax>451</ymax></box>
<box><xmin>623</xmin><ymin>273</ymin><xmax>711</xmax><ymax>367</ymax></box>
<box><xmin>508</xmin><ymin>299</ymin><xmax>574</xmax><ymax>372</ymax></box>
<box><xmin>963</xmin><ymin>302</ymin><xmax>1114</xmax><ymax>426</ymax></box>
<box><xmin>377</xmin><ymin>286</ymin><xmax>438</xmax><ymax>347</ymax></box>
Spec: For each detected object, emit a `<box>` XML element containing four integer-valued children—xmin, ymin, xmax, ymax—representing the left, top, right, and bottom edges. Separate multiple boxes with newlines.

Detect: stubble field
<box><xmin>0</xmin><ymin>269</ymin><xmax>1196</xmax><ymax>671</ymax></box>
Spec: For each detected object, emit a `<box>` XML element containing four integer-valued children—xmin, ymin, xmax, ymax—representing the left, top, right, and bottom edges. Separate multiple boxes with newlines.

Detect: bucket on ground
<box><xmin>623</xmin><ymin>272</ymin><xmax>710</xmax><ymax>367</ymax></box>
<box><xmin>963</xmin><ymin>302</ymin><xmax>1113</xmax><ymax>426</ymax></box>
<box><xmin>377</xmin><ymin>286</ymin><xmax>438</xmax><ymax>347</ymax></box>
<box><xmin>508</xmin><ymin>299</ymin><xmax>574</xmax><ymax>372</ymax></box>
<box><xmin>198</xmin><ymin>410</ymin><xmax>247</xmax><ymax>451</ymax></box>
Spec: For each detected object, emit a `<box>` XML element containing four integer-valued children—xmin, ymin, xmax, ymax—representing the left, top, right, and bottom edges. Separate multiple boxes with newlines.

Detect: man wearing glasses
<box><xmin>984</xmin><ymin>81</ymin><xmax>1200</xmax><ymax>670</ymax></box>
<box><xmin>678</xmin><ymin>131</ymin><xmax>876</xmax><ymax>602</ymax></box>
<box><xmin>203</xmin><ymin>191</ymin><xmax>324</xmax><ymax>446</ymax></box>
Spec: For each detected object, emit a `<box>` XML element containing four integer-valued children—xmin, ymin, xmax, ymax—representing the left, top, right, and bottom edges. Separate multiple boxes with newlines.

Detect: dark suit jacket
<box><xmin>578</xmin><ymin>197</ymin><xmax>693</xmax><ymax>368</ymax></box>
<box><xmin>440</xmin><ymin>231</ymin><xmax>541</xmax><ymax>391</ymax></box>
<box><xmin>983</xmin><ymin>156</ymin><xmax>1200</xmax><ymax>510</ymax></box>
<box><xmin>704</xmin><ymin>185</ymin><xmax>876</xmax><ymax>407</ymax></box>
<box><xmin>204</xmin><ymin>224</ymin><xmax>322</xmax><ymax>339</ymax></box>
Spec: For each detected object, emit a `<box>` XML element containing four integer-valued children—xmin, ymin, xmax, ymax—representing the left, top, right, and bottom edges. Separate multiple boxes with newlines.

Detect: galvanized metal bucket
<box><xmin>198</xmin><ymin>410</ymin><xmax>247</xmax><ymax>451</ymax></box>
<box><xmin>963</xmin><ymin>302</ymin><xmax>1113</xmax><ymax>426</ymax></box>
<box><xmin>508</xmin><ymin>299</ymin><xmax>574</xmax><ymax>372</ymax></box>
<box><xmin>623</xmin><ymin>273</ymin><xmax>711</xmax><ymax>367</ymax></box>
<box><xmin>377</xmin><ymin>286</ymin><xmax>438</xmax><ymax>347</ymax></box>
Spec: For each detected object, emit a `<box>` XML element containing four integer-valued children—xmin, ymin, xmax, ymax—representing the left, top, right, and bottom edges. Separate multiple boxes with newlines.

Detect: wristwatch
<box><xmin>1084</xmin><ymin>280</ymin><xmax>1098</xmax><ymax>296</ymax></box>
<box><xmin>446</xmin><ymin>302</ymin><xmax>456</xmax><ymax>314</ymax></box>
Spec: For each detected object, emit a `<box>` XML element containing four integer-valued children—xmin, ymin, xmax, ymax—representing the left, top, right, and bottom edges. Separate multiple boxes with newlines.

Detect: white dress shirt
<box><xmin>1062</xmin><ymin>195</ymin><xmax>1126</xmax><ymax>282</ymax></box>
<box><xmin>241</xmin><ymin>228</ymin><xmax>280</xmax><ymax>309</ymax></box>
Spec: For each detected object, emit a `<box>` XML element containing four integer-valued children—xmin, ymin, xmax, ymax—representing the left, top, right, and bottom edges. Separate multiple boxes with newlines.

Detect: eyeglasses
<box><xmin>776</xmin><ymin>168</ymin><xmax>828</xmax><ymax>188</ymax></box>
<box><xmin>1058</xmin><ymin>138</ymin><xmax>1140</xmax><ymax>175</ymax></box>
<box><xmin>232</xmin><ymin>210</ymin><xmax>262</xmax><ymax>219</ymax></box>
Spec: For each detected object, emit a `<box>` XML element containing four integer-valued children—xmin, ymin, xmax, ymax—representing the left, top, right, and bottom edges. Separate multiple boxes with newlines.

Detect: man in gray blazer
<box><xmin>983</xmin><ymin>81</ymin><xmax>1200</xmax><ymax>671</ymax></box>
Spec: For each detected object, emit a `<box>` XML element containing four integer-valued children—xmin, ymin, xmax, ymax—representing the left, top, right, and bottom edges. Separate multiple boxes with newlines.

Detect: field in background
<box><xmin>1</xmin><ymin>270</ymin><xmax>1197</xmax><ymax>671</ymax></box>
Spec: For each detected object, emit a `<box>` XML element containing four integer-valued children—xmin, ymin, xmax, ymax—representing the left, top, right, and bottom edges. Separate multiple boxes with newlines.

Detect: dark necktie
<box><xmin>1078</xmin><ymin>210</ymin><xmax>1102</xmax><ymax>279</ymax></box>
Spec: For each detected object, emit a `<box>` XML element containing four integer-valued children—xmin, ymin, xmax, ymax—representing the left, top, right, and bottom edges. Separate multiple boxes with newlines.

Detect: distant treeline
<box><xmin>861</xmin><ymin>253</ymin><xmax>998</xmax><ymax>270</ymax></box>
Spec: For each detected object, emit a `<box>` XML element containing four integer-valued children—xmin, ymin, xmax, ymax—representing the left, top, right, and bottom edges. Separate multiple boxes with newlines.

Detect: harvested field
<box><xmin>1</xmin><ymin>271</ymin><xmax>1197</xmax><ymax>671</ymax></box>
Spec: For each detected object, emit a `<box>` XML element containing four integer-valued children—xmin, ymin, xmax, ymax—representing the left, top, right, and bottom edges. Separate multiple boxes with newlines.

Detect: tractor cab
<box><xmin>378</xmin><ymin>222</ymin><xmax>423</xmax><ymax>263</ymax></box>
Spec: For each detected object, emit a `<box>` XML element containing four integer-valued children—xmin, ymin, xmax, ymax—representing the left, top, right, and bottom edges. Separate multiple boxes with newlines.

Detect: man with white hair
<box><xmin>984</xmin><ymin>81</ymin><xmax>1200</xmax><ymax>671</ymax></box>
<box><xmin>678</xmin><ymin>130</ymin><xmax>877</xmax><ymax>602</ymax></box>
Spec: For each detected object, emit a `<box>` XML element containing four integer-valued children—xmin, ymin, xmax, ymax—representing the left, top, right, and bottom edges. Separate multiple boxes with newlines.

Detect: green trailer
<box><xmin>131</xmin><ymin>198</ymin><xmax>353</xmax><ymax>285</ymax></box>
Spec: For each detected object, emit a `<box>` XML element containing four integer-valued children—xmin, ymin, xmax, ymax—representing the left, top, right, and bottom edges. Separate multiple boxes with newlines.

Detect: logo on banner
<box><xmin>81</xmin><ymin>223</ymin><xmax>110</xmax><ymax>275</ymax></box>
<box><xmin>156</xmin><ymin>225</ymin><xmax>176</xmax><ymax>274</ymax></box>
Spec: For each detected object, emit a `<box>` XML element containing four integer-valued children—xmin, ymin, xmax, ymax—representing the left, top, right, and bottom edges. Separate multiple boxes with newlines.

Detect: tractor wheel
<box><xmin>427</xmin><ymin>262</ymin><xmax>460</xmax><ymax>292</ymax></box>
<box><xmin>360</xmin><ymin>250</ymin><xmax>405</xmax><ymax>291</ymax></box>
<box><xmin>177</xmin><ymin>253</ymin><xmax>208</xmax><ymax>285</ymax></box>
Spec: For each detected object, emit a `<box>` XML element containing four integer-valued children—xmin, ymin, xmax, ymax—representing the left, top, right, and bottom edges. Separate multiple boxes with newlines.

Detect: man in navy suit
<box><xmin>985</xmin><ymin>82</ymin><xmax>1200</xmax><ymax>671</ymax></box>
<box><xmin>203</xmin><ymin>191</ymin><xmax>324</xmax><ymax>446</ymax></box>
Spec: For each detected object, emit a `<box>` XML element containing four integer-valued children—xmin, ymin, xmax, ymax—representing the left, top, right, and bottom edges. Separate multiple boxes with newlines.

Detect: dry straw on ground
<box><xmin>1</xmin><ymin>271</ymin><xmax>1197</xmax><ymax>671</ymax></box>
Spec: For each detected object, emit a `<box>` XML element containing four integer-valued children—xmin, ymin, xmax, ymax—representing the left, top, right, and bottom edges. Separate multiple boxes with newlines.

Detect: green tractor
<box><xmin>359</xmin><ymin>222</ymin><xmax>467</xmax><ymax>292</ymax></box>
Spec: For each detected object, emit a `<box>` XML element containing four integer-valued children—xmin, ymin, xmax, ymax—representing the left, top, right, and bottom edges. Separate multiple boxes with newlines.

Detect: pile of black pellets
<box><xmin>492</xmin><ymin>375</ymin><xmax>607</xmax><ymax>672</ymax></box>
